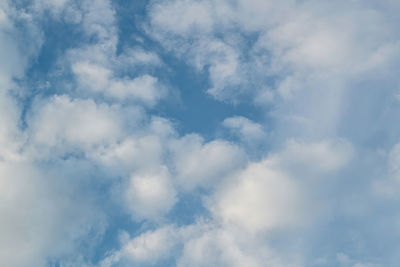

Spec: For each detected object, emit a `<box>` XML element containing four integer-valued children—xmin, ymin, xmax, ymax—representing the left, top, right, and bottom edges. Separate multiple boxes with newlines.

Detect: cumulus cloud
<box><xmin>72</xmin><ymin>61</ymin><xmax>164</xmax><ymax>105</ymax></box>
<box><xmin>211</xmin><ymin>160</ymin><xmax>304</xmax><ymax>233</ymax></box>
<box><xmin>169</xmin><ymin>134</ymin><xmax>247</xmax><ymax>191</ymax></box>
<box><xmin>103</xmin><ymin>220</ymin><xmax>301</xmax><ymax>267</ymax></box>
<box><xmin>28</xmin><ymin>95</ymin><xmax>125</xmax><ymax>151</ymax></box>
<box><xmin>102</xmin><ymin>136</ymin><xmax>355</xmax><ymax>266</ymax></box>
<box><xmin>125</xmin><ymin>167</ymin><xmax>177</xmax><ymax>221</ymax></box>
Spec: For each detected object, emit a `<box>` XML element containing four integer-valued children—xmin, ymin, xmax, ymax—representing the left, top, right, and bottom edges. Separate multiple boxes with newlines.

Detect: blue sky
<box><xmin>1</xmin><ymin>0</ymin><xmax>400</xmax><ymax>266</ymax></box>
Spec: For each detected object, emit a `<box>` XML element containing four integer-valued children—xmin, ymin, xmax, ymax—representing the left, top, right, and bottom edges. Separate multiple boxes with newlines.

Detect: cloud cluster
<box><xmin>1</xmin><ymin>0</ymin><xmax>400</xmax><ymax>266</ymax></box>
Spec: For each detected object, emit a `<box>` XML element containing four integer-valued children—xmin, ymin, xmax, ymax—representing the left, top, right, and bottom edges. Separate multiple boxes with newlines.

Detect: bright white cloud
<box><xmin>169</xmin><ymin>134</ymin><xmax>247</xmax><ymax>191</ymax></box>
<box><xmin>210</xmin><ymin>159</ymin><xmax>305</xmax><ymax>233</ymax></box>
<box><xmin>28</xmin><ymin>95</ymin><xmax>125</xmax><ymax>151</ymax></box>
<box><xmin>125</xmin><ymin>167</ymin><xmax>177</xmax><ymax>221</ymax></box>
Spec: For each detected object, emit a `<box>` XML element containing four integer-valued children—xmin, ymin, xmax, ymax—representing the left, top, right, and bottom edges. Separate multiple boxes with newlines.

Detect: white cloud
<box><xmin>146</xmin><ymin>1</ymin><xmax>247</xmax><ymax>101</ymax></box>
<box><xmin>275</xmin><ymin>139</ymin><xmax>354</xmax><ymax>178</ymax></box>
<box><xmin>177</xmin><ymin>227</ymin><xmax>261</xmax><ymax>267</ymax></box>
<box><xmin>108</xmin><ymin>75</ymin><xmax>164</xmax><ymax>105</ymax></box>
<box><xmin>146</xmin><ymin>0</ymin><xmax>400</xmax><ymax>111</ymax></box>
<box><xmin>125</xmin><ymin>167</ymin><xmax>177</xmax><ymax>221</ymax></box>
<box><xmin>169</xmin><ymin>134</ymin><xmax>247</xmax><ymax>191</ymax></box>
<box><xmin>33</xmin><ymin>0</ymin><xmax>169</xmax><ymax>111</ymax></box>
<box><xmin>210</xmin><ymin>159</ymin><xmax>305</xmax><ymax>233</ymax></box>
<box><xmin>28</xmin><ymin>95</ymin><xmax>125</xmax><ymax>151</ymax></box>
<box><xmin>0</xmin><ymin>3</ymin><xmax>42</xmax><ymax>81</ymax></box>
<box><xmin>72</xmin><ymin>61</ymin><xmax>112</xmax><ymax>93</ymax></box>
<box><xmin>32</xmin><ymin>0</ymin><xmax>71</xmax><ymax>15</ymax></box>
<box><xmin>103</xmin><ymin>221</ymin><xmax>300</xmax><ymax>267</ymax></box>
<box><xmin>207</xmin><ymin>138</ymin><xmax>353</xmax><ymax>236</ymax></box>
<box><xmin>0</xmin><ymin>4</ymin><xmax>109</xmax><ymax>266</ymax></box>
<box><xmin>0</xmin><ymin>161</ymin><xmax>105</xmax><ymax>267</ymax></box>
<box><xmin>80</xmin><ymin>0</ymin><xmax>117</xmax><ymax>43</ymax></box>
<box><xmin>148</xmin><ymin>0</ymin><xmax>214</xmax><ymax>36</ymax></box>
<box><xmin>121</xmin><ymin>47</ymin><xmax>163</xmax><ymax>66</ymax></box>
<box><xmin>73</xmin><ymin>61</ymin><xmax>165</xmax><ymax>105</ymax></box>
<box><xmin>104</xmin><ymin>225</ymin><xmax>179</xmax><ymax>266</ymax></box>
<box><xmin>2</xmin><ymin>0</ymin><xmax>400</xmax><ymax>265</ymax></box>
<box><xmin>90</xmin><ymin>116</ymin><xmax>176</xmax><ymax>175</ymax></box>
<box><xmin>91</xmin><ymin>136</ymin><xmax>163</xmax><ymax>176</ymax></box>
<box><xmin>122</xmin><ymin>226</ymin><xmax>177</xmax><ymax>263</ymax></box>
<box><xmin>222</xmin><ymin>116</ymin><xmax>267</xmax><ymax>144</ymax></box>
<box><xmin>98</xmin><ymin>134</ymin><xmax>354</xmax><ymax>266</ymax></box>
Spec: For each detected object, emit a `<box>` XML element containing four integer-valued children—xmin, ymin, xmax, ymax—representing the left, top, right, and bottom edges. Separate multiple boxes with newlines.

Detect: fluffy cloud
<box><xmin>91</xmin><ymin>135</ymin><xmax>163</xmax><ymax>176</ymax></box>
<box><xmin>210</xmin><ymin>160</ymin><xmax>304</xmax><ymax>233</ymax></box>
<box><xmin>0</xmin><ymin>161</ymin><xmax>105</xmax><ymax>267</ymax></box>
<box><xmin>125</xmin><ymin>167</ymin><xmax>177</xmax><ymax>221</ymax></box>
<box><xmin>169</xmin><ymin>134</ymin><xmax>247</xmax><ymax>191</ymax></box>
<box><xmin>104</xmin><ymin>137</ymin><xmax>355</xmax><ymax>266</ymax></box>
<box><xmin>101</xmin><ymin>225</ymin><xmax>178</xmax><ymax>266</ymax></box>
<box><xmin>175</xmin><ymin>224</ymin><xmax>300</xmax><ymax>267</ymax></box>
<box><xmin>205</xmin><ymin>138</ymin><xmax>353</xmax><ymax>242</ymax></box>
<box><xmin>73</xmin><ymin>61</ymin><xmax>164</xmax><ymax>105</ymax></box>
<box><xmin>103</xmin><ymin>221</ymin><xmax>301</xmax><ymax>267</ymax></box>
<box><xmin>222</xmin><ymin>116</ymin><xmax>267</xmax><ymax>144</ymax></box>
<box><xmin>122</xmin><ymin>226</ymin><xmax>177</xmax><ymax>263</ymax></box>
<box><xmin>28</xmin><ymin>95</ymin><xmax>125</xmax><ymax>151</ymax></box>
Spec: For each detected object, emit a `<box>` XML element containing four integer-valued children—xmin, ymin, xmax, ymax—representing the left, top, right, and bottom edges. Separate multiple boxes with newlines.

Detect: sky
<box><xmin>1</xmin><ymin>0</ymin><xmax>400</xmax><ymax>266</ymax></box>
